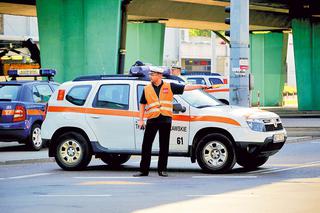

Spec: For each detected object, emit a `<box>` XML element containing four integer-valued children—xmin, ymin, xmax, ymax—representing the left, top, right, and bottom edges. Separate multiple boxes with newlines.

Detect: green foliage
<box><xmin>189</xmin><ymin>29</ymin><xmax>211</xmax><ymax>37</ymax></box>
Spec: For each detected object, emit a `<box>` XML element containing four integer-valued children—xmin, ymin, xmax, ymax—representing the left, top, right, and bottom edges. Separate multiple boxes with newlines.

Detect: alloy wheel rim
<box><xmin>202</xmin><ymin>141</ymin><xmax>228</xmax><ymax>168</ymax></box>
<box><xmin>32</xmin><ymin>127</ymin><xmax>42</xmax><ymax>147</ymax></box>
<box><xmin>59</xmin><ymin>139</ymin><xmax>82</xmax><ymax>165</ymax></box>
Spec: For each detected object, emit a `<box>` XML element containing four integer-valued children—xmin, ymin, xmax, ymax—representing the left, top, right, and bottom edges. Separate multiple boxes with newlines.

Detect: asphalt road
<box><xmin>0</xmin><ymin>138</ymin><xmax>320</xmax><ymax>213</ymax></box>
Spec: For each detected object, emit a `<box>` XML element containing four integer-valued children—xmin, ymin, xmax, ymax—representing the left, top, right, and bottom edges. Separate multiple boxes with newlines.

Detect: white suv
<box><xmin>183</xmin><ymin>73</ymin><xmax>229</xmax><ymax>104</ymax></box>
<box><xmin>42</xmin><ymin>71</ymin><xmax>286</xmax><ymax>173</ymax></box>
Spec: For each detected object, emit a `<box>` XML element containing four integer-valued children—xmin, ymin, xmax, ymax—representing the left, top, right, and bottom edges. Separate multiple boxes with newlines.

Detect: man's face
<box><xmin>149</xmin><ymin>72</ymin><xmax>162</xmax><ymax>83</ymax></box>
<box><xmin>171</xmin><ymin>68</ymin><xmax>181</xmax><ymax>76</ymax></box>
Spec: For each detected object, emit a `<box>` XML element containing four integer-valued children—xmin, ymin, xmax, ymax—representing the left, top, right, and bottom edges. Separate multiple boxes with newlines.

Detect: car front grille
<box><xmin>265</xmin><ymin>123</ymin><xmax>283</xmax><ymax>131</ymax></box>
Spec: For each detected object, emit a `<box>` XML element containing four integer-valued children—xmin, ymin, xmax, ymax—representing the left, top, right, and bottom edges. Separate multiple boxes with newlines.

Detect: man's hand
<box><xmin>138</xmin><ymin>119</ymin><xmax>145</xmax><ymax>130</ymax></box>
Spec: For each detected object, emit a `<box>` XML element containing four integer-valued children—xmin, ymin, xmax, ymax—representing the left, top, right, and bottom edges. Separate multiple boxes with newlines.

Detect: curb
<box><xmin>0</xmin><ymin>158</ymin><xmax>55</xmax><ymax>166</ymax></box>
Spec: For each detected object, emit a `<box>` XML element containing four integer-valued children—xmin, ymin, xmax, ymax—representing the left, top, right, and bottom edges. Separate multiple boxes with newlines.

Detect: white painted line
<box><xmin>247</xmin><ymin>168</ymin><xmax>279</xmax><ymax>174</ymax></box>
<box><xmin>259</xmin><ymin>161</ymin><xmax>320</xmax><ymax>174</ymax></box>
<box><xmin>186</xmin><ymin>194</ymin><xmax>258</xmax><ymax>198</ymax></box>
<box><xmin>192</xmin><ymin>175</ymin><xmax>257</xmax><ymax>179</ymax></box>
<box><xmin>311</xmin><ymin>141</ymin><xmax>320</xmax><ymax>144</ymax></box>
<box><xmin>0</xmin><ymin>178</ymin><xmax>5</xmax><ymax>180</ymax></box>
<box><xmin>38</xmin><ymin>194</ymin><xmax>112</xmax><ymax>197</ymax></box>
<box><xmin>7</xmin><ymin>173</ymin><xmax>52</xmax><ymax>180</ymax></box>
<box><xmin>73</xmin><ymin>176</ymin><xmax>140</xmax><ymax>179</ymax></box>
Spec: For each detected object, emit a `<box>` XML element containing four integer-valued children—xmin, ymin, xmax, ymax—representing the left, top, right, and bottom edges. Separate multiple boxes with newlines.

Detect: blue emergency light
<box><xmin>8</xmin><ymin>68</ymin><xmax>56</xmax><ymax>81</ymax></box>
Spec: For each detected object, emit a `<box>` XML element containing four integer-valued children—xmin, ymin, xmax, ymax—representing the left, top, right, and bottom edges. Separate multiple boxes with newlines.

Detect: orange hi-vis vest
<box><xmin>144</xmin><ymin>82</ymin><xmax>173</xmax><ymax>119</ymax></box>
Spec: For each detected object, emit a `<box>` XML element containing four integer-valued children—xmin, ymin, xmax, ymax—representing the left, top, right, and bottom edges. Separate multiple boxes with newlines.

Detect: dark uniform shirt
<box><xmin>140</xmin><ymin>81</ymin><xmax>185</xmax><ymax>123</ymax></box>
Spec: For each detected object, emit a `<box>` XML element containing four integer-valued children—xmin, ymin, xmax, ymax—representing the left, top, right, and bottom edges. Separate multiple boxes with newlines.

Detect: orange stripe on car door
<box><xmin>47</xmin><ymin>106</ymin><xmax>240</xmax><ymax>126</ymax></box>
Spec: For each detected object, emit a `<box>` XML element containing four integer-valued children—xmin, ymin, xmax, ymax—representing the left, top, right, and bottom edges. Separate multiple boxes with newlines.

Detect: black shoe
<box><xmin>158</xmin><ymin>171</ymin><xmax>168</xmax><ymax>177</ymax></box>
<box><xmin>133</xmin><ymin>172</ymin><xmax>148</xmax><ymax>177</ymax></box>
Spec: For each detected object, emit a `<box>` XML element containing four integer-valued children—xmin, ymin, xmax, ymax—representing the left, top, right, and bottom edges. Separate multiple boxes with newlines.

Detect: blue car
<box><xmin>0</xmin><ymin>69</ymin><xmax>59</xmax><ymax>150</ymax></box>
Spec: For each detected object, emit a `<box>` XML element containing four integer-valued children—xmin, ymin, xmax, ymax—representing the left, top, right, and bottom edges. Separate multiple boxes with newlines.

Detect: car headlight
<box><xmin>246</xmin><ymin>119</ymin><xmax>266</xmax><ymax>132</ymax></box>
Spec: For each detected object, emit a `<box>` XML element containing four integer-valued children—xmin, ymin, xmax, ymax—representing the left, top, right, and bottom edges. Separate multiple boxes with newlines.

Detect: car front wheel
<box><xmin>55</xmin><ymin>132</ymin><xmax>92</xmax><ymax>171</ymax></box>
<box><xmin>196</xmin><ymin>133</ymin><xmax>236</xmax><ymax>173</ymax></box>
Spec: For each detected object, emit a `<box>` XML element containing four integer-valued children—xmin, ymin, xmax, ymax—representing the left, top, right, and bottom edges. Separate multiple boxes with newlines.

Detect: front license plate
<box><xmin>273</xmin><ymin>133</ymin><xmax>285</xmax><ymax>143</ymax></box>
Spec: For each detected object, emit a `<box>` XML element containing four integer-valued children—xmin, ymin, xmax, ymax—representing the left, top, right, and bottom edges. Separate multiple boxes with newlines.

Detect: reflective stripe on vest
<box><xmin>145</xmin><ymin>82</ymin><xmax>173</xmax><ymax>119</ymax></box>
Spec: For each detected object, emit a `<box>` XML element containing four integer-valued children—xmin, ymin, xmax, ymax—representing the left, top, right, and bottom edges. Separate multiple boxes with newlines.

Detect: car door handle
<box><xmin>90</xmin><ymin>115</ymin><xmax>101</xmax><ymax>119</ymax></box>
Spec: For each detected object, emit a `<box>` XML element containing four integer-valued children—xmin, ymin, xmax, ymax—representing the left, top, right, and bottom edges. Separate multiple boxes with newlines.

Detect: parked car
<box><xmin>0</xmin><ymin>69</ymin><xmax>59</xmax><ymax>150</ymax></box>
<box><xmin>183</xmin><ymin>72</ymin><xmax>229</xmax><ymax>104</ymax></box>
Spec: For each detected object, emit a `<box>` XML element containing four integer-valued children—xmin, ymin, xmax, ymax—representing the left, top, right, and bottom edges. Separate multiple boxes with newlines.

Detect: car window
<box><xmin>94</xmin><ymin>84</ymin><xmax>130</xmax><ymax>110</ymax></box>
<box><xmin>209</xmin><ymin>78</ymin><xmax>223</xmax><ymax>85</ymax></box>
<box><xmin>50</xmin><ymin>84</ymin><xmax>59</xmax><ymax>91</ymax></box>
<box><xmin>137</xmin><ymin>84</ymin><xmax>145</xmax><ymax>109</ymax></box>
<box><xmin>33</xmin><ymin>84</ymin><xmax>53</xmax><ymax>103</ymax></box>
<box><xmin>0</xmin><ymin>85</ymin><xmax>21</xmax><ymax>101</ymax></box>
<box><xmin>186</xmin><ymin>77</ymin><xmax>206</xmax><ymax>85</ymax></box>
<box><xmin>181</xmin><ymin>89</ymin><xmax>222</xmax><ymax>108</ymax></box>
<box><xmin>66</xmin><ymin>85</ymin><xmax>92</xmax><ymax>106</ymax></box>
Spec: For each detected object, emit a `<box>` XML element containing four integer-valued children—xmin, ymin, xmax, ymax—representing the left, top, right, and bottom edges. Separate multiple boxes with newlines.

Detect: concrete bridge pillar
<box><xmin>292</xmin><ymin>18</ymin><xmax>320</xmax><ymax>110</ymax></box>
<box><xmin>36</xmin><ymin>0</ymin><xmax>122</xmax><ymax>82</ymax></box>
<box><xmin>250</xmin><ymin>32</ymin><xmax>288</xmax><ymax>106</ymax></box>
<box><xmin>125</xmin><ymin>23</ymin><xmax>165</xmax><ymax>71</ymax></box>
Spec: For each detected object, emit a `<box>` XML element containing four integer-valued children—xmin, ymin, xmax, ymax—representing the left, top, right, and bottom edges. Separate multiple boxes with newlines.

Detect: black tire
<box><xmin>237</xmin><ymin>154</ymin><xmax>269</xmax><ymax>170</ymax></box>
<box><xmin>196</xmin><ymin>133</ymin><xmax>236</xmax><ymax>173</ymax></box>
<box><xmin>55</xmin><ymin>132</ymin><xmax>92</xmax><ymax>171</ymax></box>
<box><xmin>100</xmin><ymin>154</ymin><xmax>131</xmax><ymax>166</ymax></box>
<box><xmin>26</xmin><ymin>123</ymin><xmax>43</xmax><ymax>151</ymax></box>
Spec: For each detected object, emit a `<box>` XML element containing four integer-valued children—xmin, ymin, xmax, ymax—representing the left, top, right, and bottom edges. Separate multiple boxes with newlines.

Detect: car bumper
<box><xmin>0</xmin><ymin>121</ymin><xmax>30</xmax><ymax>142</ymax></box>
<box><xmin>235</xmin><ymin>136</ymin><xmax>286</xmax><ymax>158</ymax></box>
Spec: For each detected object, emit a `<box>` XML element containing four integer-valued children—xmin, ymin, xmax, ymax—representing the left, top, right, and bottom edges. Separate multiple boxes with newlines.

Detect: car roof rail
<box><xmin>183</xmin><ymin>71</ymin><xmax>221</xmax><ymax>76</ymax></box>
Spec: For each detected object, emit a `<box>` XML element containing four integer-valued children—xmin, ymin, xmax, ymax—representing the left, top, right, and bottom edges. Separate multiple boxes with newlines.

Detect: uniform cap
<box><xmin>149</xmin><ymin>66</ymin><xmax>164</xmax><ymax>74</ymax></box>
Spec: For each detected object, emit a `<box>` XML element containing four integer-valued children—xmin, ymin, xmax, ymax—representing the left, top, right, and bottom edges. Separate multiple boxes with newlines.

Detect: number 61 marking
<box><xmin>177</xmin><ymin>137</ymin><xmax>183</xmax><ymax>145</ymax></box>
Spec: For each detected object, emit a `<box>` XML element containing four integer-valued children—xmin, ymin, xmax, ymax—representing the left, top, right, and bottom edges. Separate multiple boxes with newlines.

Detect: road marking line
<box><xmin>192</xmin><ymin>175</ymin><xmax>257</xmax><ymax>179</ymax></box>
<box><xmin>0</xmin><ymin>178</ymin><xmax>5</xmax><ymax>180</ymax></box>
<box><xmin>311</xmin><ymin>141</ymin><xmax>320</xmax><ymax>144</ymax></box>
<box><xmin>73</xmin><ymin>176</ymin><xmax>140</xmax><ymax>179</ymax></box>
<box><xmin>259</xmin><ymin>161</ymin><xmax>320</xmax><ymax>174</ymax></box>
<box><xmin>7</xmin><ymin>173</ymin><xmax>52</xmax><ymax>180</ymax></box>
<box><xmin>77</xmin><ymin>181</ymin><xmax>150</xmax><ymax>185</ymax></box>
<box><xmin>186</xmin><ymin>194</ymin><xmax>258</xmax><ymax>198</ymax></box>
<box><xmin>37</xmin><ymin>194</ymin><xmax>112</xmax><ymax>197</ymax></box>
<box><xmin>247</xmin><ymin>168</ymin><xmax>279</xmax><ymax>174</ymax></box>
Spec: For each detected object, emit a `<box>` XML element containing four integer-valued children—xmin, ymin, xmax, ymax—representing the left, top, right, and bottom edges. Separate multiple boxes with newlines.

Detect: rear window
<box><xmin>66</xmin><ymin>85</ymin><xmax>92</xmax><ymax>106</ymax></box>
<box><xmin>0</xmin><ymin>85</ymin><xmax>21</xmax><ymax>101</ymax></box>
<box><xmin>209</xmin><ymin>78</ymin><xmax>223</xmax><ymax>85</ymax></box>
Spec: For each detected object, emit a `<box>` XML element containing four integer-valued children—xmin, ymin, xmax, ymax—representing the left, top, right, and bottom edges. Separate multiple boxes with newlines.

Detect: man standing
<box><xmin>134</xmin><ymin>66</ymin><xmax>208</xmax><ymax>177</ymax></box>
<box><xmin>171</xmin><ymin>65</ymin><xmax>187</xmax><ymax>82</ymax></box>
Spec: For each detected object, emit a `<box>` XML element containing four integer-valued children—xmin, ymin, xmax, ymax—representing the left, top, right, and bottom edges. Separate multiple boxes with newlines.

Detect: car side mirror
<box><xmin>173</xmin><ymin>103</ymin><xmax>186</xmax><ymax>113</ymax></box>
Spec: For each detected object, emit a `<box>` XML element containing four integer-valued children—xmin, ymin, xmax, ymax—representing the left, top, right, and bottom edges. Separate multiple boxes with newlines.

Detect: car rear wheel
<box><xmin>100</xmin><ymin>154</ymin><xmax>131</xmax><ymax>166</ymax></box>
<box><xmin>237</xmin><ymin>154</ymin><xmax>269</xmax><ymax>170</ymax></box>
<box><xmin>196</xmin><ymin>133</ymin><xmax>236</xmax><ymax>173</ymax></box>
<box><xmin>26</xmin><ymin>123</ymin><xmax>43</xmax><ymax>151</ymax></box>
<box><xmin>55</xmin><ymin>132</ymin><xmax>92</xmax><ymax>171</ymax></box>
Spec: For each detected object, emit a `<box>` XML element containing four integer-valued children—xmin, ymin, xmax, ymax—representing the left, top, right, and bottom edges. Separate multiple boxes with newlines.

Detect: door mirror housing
<box><xmin>173</xmin><ymin>103</ymin><xmax>186</xmax><ymax>113</ymax></box>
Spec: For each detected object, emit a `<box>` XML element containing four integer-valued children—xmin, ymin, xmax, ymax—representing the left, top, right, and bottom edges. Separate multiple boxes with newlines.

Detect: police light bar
<box><xmin>8</xmin><ymin>69</ymin><xmax>56</xmax><ymax>77</ymax></box>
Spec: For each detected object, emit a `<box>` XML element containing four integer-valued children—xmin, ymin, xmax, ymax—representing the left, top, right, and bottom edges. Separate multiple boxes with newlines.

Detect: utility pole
<box><xmin>225</xmin><ymin>0</ymin><xmax>250</xmax><ymax>107</ymax></box>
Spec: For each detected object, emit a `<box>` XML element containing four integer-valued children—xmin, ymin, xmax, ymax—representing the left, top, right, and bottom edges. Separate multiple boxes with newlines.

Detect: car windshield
<box><xmin>0</xmin><ymin>85</ymin><xmax>21</xmax><ymax>101</ymax></box>
<box><xmin>180</xmin><ymin>89</ymin><xmax>223</xmax><ymax>108</ymax></box>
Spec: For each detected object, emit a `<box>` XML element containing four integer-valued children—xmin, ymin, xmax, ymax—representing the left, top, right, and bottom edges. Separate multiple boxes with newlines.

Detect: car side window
<box><xmin>137</xmin><ymin>84</ymin><xmax>145</xmax><ymax>109</ymax></box>
<box><xmin>187</xmin><ymin>78</ymin><xmax>206</xmax><ymax>85</ymax></box>
<box><xmin>66</xmin><ymin>85</ymin><xmax>92</xmax><ymax>106</ymax></box>
<box><xmin>94</xmin><ymin>84</ymin><xmax>130</xmax><ymax>110</ymax></box>
<box><xmin>35</xmin><ymin>85</ymin><xmax>53</xmax><ymax>103</ymax></box>
<box><xmin>209</xmin><ymin>78</ymin><xmax>223</xmax><ymax>85</ymax></box>
<box><xmin>32</xmin><ymin>86</ymin><xmax>41</xmax><ymax>103</ymax></box>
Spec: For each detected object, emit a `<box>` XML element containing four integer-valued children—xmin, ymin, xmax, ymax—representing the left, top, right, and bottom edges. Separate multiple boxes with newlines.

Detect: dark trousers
<box><xmin>139</xmin><ymin>122</ymin><xmax>172</xmax><ymax>174</ymax></box>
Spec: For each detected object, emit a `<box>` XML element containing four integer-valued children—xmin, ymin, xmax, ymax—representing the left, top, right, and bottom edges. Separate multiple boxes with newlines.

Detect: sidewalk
<box><xmin>0</xmin><ymin>117</ymin><xmax>319</xmax><ymax>165</ymax></box>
